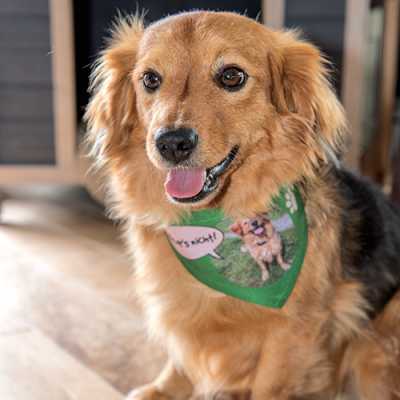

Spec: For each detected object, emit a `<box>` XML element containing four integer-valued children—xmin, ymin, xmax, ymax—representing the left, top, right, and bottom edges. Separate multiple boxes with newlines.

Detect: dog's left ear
<box><xmin>268</xmin><ymin>31</ymin><xmax>346</xmax><ymax>160</ymax></box>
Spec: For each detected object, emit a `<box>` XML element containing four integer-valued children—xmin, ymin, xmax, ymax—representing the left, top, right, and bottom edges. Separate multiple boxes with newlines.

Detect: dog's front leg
<box><xmin>256</xmin><ymin>260</ymin><xmax>270</xmax><ymax>282</ymax></box>
<box><xmin>127</xmin><ymin>359</ymin><xmax>193</xmax><ymax>400</ymax></box>
<box><xmin>251</xmin><ymin>326</ymin><xmax>332</xmax><ymax>400</ymax></box>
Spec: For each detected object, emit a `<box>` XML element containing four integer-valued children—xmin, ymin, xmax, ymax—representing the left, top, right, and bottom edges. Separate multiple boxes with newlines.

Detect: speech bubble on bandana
<box><xmin>165</xmin><ymin>226</ymin><xmax>224</xmax><ymax>260</ymax></box>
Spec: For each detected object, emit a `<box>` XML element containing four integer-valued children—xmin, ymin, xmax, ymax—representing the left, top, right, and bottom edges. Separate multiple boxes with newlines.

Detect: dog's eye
<box><xmin>216</xmin><ymin>66</ymin><xmax>247</xmax><ymax>91</ymax></box>
<box><xmin>142</xmin><ymin>71</ymin><xmax>162</xmax><ymax>92</ymax></box>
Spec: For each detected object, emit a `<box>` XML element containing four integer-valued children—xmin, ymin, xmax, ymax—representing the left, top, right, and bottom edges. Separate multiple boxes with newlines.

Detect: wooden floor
<box><xmin>0</xmin><ymin>186</ymin><xmax>165</xmax><ymax>399</ymax></box>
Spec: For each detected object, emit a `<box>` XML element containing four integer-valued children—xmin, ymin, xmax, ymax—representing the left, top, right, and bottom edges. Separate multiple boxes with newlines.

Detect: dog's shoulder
<box><xmin>336</xmin><ymin>168</ymin><xmax>400</xmax><ymax>315</ymax></box>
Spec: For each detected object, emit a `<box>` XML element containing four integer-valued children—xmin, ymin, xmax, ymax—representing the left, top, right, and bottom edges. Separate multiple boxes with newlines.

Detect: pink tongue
<box><xmin>165</xmin><ymin>168</ymin><xmax>206</xmax><ymax>199</ymax></box>
<box><xmin>254</xmin><ymin>227</ymin><xmax>265</xmax><ymax>236</ymax></box>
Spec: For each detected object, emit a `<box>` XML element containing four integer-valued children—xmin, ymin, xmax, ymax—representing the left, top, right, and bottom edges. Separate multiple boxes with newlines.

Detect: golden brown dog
<box><xmin>86</xmin><ymin>11</ymin><xmax>400</xmax><ymax>399</ymax></box>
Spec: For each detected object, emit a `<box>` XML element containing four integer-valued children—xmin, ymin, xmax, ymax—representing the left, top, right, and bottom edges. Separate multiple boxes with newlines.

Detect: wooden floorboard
<box><xmin>0</xmin><ymin>186</ymin><xmax>166</xmax><ymax>397</ymax></box>
<box><xmin>0</xmin><ymin>328</ymin><xmax>124</xmax><ymax>400</ymax></box>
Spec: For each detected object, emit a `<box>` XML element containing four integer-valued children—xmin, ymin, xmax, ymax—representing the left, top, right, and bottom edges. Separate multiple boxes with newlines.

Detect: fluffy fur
<box><xmin>86</xmin><ymin>11</ymin><xmax>400</xmax><ymax>399</ymax></box>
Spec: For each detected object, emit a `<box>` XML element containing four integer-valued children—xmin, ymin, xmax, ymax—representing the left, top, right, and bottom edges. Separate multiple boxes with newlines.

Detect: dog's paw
<box><xmin>126</xmin><ymin>385</ymin><xmax>172</xmax><ymax>400</ymax></box>
<box><xmin>281</xmin><ymin>262</ymin><xmax>290</xmax><ymax>271</ymax></box>
<box><xmin>261</xmin><ymin>270</ymin><xmax>270</xmax><ymax>282</ymax></box>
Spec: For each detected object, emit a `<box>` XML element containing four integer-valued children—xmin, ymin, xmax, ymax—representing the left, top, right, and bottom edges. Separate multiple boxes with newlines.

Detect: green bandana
<box><xmin>165</xmin><ymin>186</ymin><xmax>307</xmax><ymax>308</ymax></box>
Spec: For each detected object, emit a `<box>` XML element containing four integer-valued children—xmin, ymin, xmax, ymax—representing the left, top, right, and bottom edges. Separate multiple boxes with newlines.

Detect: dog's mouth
<box><xmin>252</xmin><ymin>227</ymin><xmax>265</xmax><ymax>236</ymax></box>
<box><xmin>164</xmin><ymin>145</ymin><xmax>239</xmax><ymax>203</ymax></box>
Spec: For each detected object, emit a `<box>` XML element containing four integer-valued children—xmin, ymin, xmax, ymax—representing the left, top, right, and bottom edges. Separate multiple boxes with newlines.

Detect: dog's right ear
<box><xmin>85</xmin><ymin>15</ymin><xmax>144</xmax><ymax>165</ymax></box>
<box><xmin>230</xmin><ymin>222</ymin><xmax>243</xmax><ymax>236</ymax></box>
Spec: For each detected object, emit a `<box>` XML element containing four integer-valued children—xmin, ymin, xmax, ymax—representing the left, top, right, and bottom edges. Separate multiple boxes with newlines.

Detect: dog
<box><xmin>86</xmin><ymin>11</ymin><xmax>400</xmax><ymax>399</ymax></box>
<box><xmin>230</xmin><ymin>216</ymin><xmax>289</xmax><ymax>281</ymax></box>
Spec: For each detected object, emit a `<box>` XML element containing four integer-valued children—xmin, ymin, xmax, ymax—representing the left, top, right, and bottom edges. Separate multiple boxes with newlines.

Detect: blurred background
<box><xmin>0</xmin><ymin>1</ymin><xmax>399</xmax><ymax>399</ymax></box>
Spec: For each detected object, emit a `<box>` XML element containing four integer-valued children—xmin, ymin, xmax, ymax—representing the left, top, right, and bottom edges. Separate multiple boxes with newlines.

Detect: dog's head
<box><xmin>230</xmin><ymin>217</ymin><xmax>265</xmax><ymax>240</ymax></box>
<box><xmin>86</xmin><ymin>11</ymin><xmax>346</xmax><ymax>223</ymax></box>
<box><xmin>248</xmin><ymin>216</ymin><xmax>270</xmax><ymax>237</ymax></box>
<box><xmin>231</xmin><ymin>216</ymin><xmax>270</xmax><ymax>237</ymax></box>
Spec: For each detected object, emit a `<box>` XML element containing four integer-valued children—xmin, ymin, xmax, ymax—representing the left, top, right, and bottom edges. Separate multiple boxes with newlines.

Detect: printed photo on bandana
<box><xmin>165</xmin><ymin>187</ymin><xmax>307</xmax><ymax>308</ymax></box>
<box><xmin>214</xmin><ymin>207</ymin><xmax>296</xmax><ymax>288</ymax></box>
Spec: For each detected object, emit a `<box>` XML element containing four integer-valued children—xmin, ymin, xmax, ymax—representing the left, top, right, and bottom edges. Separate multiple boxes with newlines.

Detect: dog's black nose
<box><xmin>251</xmin><ymin>220</ymin><xmax>258</xmax><ymax>227</ymax></box>
<box><xmin>155</xmin><ymin>127</ymin><xmax>198</xmax><ymax>164</ymax></box>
